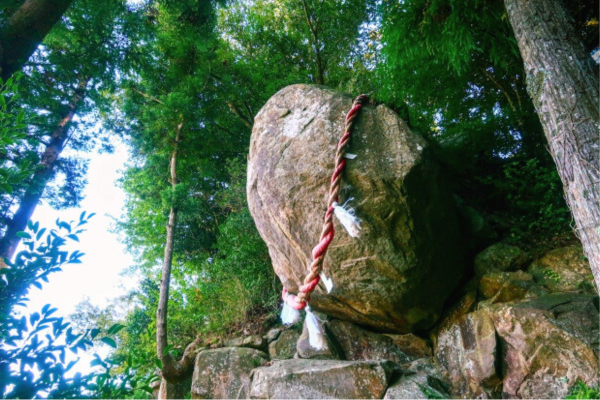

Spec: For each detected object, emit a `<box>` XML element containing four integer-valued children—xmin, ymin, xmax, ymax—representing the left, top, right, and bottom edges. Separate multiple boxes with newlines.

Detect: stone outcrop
<box><xmin>191</xmin><ymin>347</ymin><xmax>268</xmax><ymax>399</ymax></box>
<box><xmin>527</xmin><ymin>245</ymin><xmax>596</xmax><ymax>293</ymax></box>
<box><xmin>384</xmin><ymin>359</ymin><xmax>450</xmax><ymax>399</ymax></box>
<box><xmin>247</xmin><ymin>84</ymin><xmax>466</xmax><ymax>332</ymax></box>
<box><xmin>474</xmin><ymin>243</ymin><xmax>530</xmax><ymax>277</ymax></box>
<box><xmin>250</xmin><ymin>359</ymin><xmax>395</xmax><ymax>399</ymax></box>
<box><xmin>436</xmin><ymin>293</ymin><xmax>599</xmax><ymax>398</ymax></box>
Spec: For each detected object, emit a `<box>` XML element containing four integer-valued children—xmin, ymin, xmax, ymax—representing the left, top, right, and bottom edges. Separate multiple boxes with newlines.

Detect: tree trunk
<box><xmin>0</xmin><ymin>76</ymin><xmax>89</xmax><ymax>262</ymax></box>
<box><xmin>505</xmin><ymin>0</ymin><xmax>600</xmax><ymax>290</ymax></box>
<box><xmin>156</xmin><ymin>121</ymin><xmax>199</xmax><ymax>388</ymax></box>
<box><xmin>0</xmin><ymin>0</ymin><xmax>75</xmax><ymax>81</ymax></box>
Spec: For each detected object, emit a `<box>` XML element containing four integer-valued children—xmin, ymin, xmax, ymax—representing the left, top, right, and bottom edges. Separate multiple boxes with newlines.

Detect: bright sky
<box><xmin>24</xmin><ymin>141</ymin><xmax>137</xmax><ymax>319</ymax></box>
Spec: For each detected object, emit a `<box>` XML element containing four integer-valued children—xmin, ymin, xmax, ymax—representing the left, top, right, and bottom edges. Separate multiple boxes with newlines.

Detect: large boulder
<box><xmin>191</xmin><ymin>347</ymin><xmax>268</xmax><ymax>399</ymax></box>
<box><xmin>247</xmin><ymin>84</ymin><xmax>466</xmax><ymax>332</ymax></box>
<box><xmin>435</xmin><ymin>293</ymin><xmax>599</xmax><ymax>398</ymax></box>
<box><xmin>249</xmin><ymin>359</ymin><xmax>395</xmax><ymax>399</ymax></box>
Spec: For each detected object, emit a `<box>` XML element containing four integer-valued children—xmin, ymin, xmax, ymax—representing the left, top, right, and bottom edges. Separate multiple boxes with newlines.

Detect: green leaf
<box><xmin>100</xmin><ymin>337</ymin><xmax>117</xmax><ymax>348</ymax></box>
<box><xmin>16</xmin><ymin>231</ymin><xmax>31</xmax><ymax>239</ymax></box>
<box><xmin>154</xmin><ymin>358</ymin><xmax>162</xmax><ymax>369</ymax></box>
<box><xmin>107</xmin><ymin>323</ymin><xmax>126</xmax><ymax>335</ymax></box>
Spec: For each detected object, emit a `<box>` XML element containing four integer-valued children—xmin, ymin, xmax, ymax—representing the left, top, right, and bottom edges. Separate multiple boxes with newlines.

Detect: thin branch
<box><xmin>131</xmin><ymin>87</ymin><xmax>164</xmax><ymax>105</ymax></box>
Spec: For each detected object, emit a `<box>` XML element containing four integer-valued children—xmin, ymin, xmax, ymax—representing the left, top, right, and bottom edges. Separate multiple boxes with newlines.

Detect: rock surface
<box><xmin>326</xmin><ymin>319</ymin><xmax>412</xmax><ymax>365</ymax></box>
<box><xmin>225</xmin><ymin>334</ymin><xmax>267</xmax><ymax>351</ymax></box>
<box><xmin>383</xmin><ymin>333</ymin><xmax>432</xmax><ymax>359</ymax></box>
<box><xmin>269</xmin><ymin>328</ymin><xmax>301</xmax><ymax>360</ymax></box>
<box><xmin>247</xmin><ymin>84</ymin><xmax>465</xmax><ymax>332</ymax></box>
<box><xmin>435</xmin><ymin>293</ymin><xmax>599</xmax><ymax>399</ymax></box>
<box><xmin>474</xmin><ymin>243</ymin><xmax>529</xmax><ymax>277</ymax></box>
<box><xmin>527</xmin><ymin>245</ymin><xmax>596</xmax><ymax>293</ymax></box>
<box><xmin>250</xmin><ymin>359</ymin><xmax>395</xmax><ymax>399</ymax></box>
<box><xmin>297</xmin><ymin>317</ymin><xmax>341</xmax><ymax>360</ymax></box>
<box><xmin>191</xmin><ymin>347</ymin><xmax>267</xmax><ymax>399</ymax></box>
<box><xmin>384</xmin><ymin>358</ymin><xmax>450</xmax><ymax>399</ymax></box>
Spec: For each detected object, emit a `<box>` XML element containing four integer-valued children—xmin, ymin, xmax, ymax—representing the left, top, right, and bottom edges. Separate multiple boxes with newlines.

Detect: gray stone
<box><xmin>247</xmin><ymin>84</ymin><xmax>466</xmax><ymax>333</ymax></box>
<box><xmin>250</xmin><ymin>359</ymin><xmax>395</xmax><ymax>399</ymax></box>
<box><xmin>266</xmin><ymin>328</ymin><xmax>283</xmax><ymax>342</ymax></box>
<box><xmin>384</xmin><ymin>373</ymin><xmax>450</xmax><ymax>399</ymax></box>
<box><xmin>191</xmin><ymin>347</ymin><xmax>268</xmax><ymax>399</ymax></box>
<box><xmin>225</xmin><ymin>334</ymin><xmax>267</xmax><ymax>351</ymax></box>
<box><xmin>474</xmin><ymin>243</ymin><xmax>529</xmax><ymax>277</ymax></box>
<box><xmin>326</xmin><ymin>319</ymin><xmax>412</xmax><ymax>365</ymax></box>
<box><xmin>385</xmin><ymin>357</ymin><xmax>451</xmax><ymax>399</ymax></box>
<box><xmin>269</xmin><ymin>329</ymin><xmax>301</xmax><ymax>360</ymax></box>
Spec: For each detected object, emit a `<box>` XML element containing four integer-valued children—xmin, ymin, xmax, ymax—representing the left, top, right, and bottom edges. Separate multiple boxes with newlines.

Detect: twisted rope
<box><xmin>283</xmin><ymin>94</ymin><xmax>369</xmax><ymax>310</ymax></box>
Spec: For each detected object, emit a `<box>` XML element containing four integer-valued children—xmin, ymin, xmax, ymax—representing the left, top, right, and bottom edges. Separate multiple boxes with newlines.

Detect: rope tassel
<box><xmin>332</xmin><ymin>198</ymin><xmax>361</xmax><ymax>238</ymax></box>
<box><xmin>281</xmin><ymin>301</ymin><xmax>302</xmax><ymax>324</ymax></box>
<box><xmin>305</xmin><ymin>306</ymin><xmax>327</xmax><ymax>350</ymax></box>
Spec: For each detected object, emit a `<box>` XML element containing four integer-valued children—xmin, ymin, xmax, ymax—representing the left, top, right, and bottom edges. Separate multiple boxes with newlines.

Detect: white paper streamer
<box><xmin>305</xmin><ymin>306</ymin><xmax>327</xmax><ymax>350</ymax></box>
<box><xmin>280</xmin><ymin>302</ymin><xmax>301</xmax><ymax>325</ymax></box>
<box><xmin>332</xmin><ymin>198</ymin><xmax>361</xmax><ymax>238</ymax></box>
<box><xmin>319</xmin><ymin>272</ymin><xmax>333</xmax><ymax>293</ymax></box>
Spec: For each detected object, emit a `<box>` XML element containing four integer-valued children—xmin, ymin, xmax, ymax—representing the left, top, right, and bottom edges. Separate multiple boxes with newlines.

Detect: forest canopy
<box><xmin>0</xmin><ymin>0</ymin><xmax>598</xmax><ymax>397</ymax></box>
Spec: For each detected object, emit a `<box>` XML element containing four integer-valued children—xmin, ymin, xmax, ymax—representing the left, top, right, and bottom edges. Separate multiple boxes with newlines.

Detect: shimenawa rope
<box><xmin>280</xmin><ymin>94</ymin><xmax>368</xmax><ymax>347</ymax></box>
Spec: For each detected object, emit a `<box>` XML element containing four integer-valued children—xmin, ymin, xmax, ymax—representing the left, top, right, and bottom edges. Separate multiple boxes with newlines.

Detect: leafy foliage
<box><xmin>0</xmin><ymin>217</ymin><xmax>157</xmax><ymax>399</ymax></box>
<box><xmin>566</xmin><ymin>381</ymin><xmax>600</xmax><ymax>400</ymax></box>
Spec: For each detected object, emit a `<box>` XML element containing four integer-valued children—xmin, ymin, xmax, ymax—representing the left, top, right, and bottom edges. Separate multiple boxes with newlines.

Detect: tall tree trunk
<box><xmin>0</xmin><ymin>76</ymin><xmax>89</xmax><ymax>262</ymax></box>
<box><xmin>505</xmin><ymin>0</ymin><xmax>600</xmax><ymax>290</ymax></box>
<box><xmin>0</xmin><ymin>0</ymin><xmax>75</xmax><ymax>81</ymax></box>
<box><xmin>156</xmin><ymin>121</ymin><xmax>199</xmax><ymax>388</ymax></box>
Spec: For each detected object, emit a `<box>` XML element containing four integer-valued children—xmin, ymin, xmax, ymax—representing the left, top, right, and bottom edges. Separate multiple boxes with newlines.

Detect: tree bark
<box><xmin>156</xmin><ymin>121</ymin><xmax>199</xmax><ymax>387</ymax></box>
<box><xmin>505</xmin><ymin>0</ymin><xmax>600</xmax><ymax>290</ymax></box>
<box><xmin>0</xmin><ymin>0</ymin><xmax>75</xmax><ymax>81</ymax></box>
<box><xmin>0</xmin><ymin>76</ymin><xmax>89</xmax><ymax>262</ymax></box>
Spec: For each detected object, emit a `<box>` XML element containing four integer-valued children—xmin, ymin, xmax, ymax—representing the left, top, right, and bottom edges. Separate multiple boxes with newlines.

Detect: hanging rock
<box><xmin>190</xmin><ymin>347</ymin><xmax>268</xmax><ymax>399</ymax></box>
<box><xmin>247</xmin><ymin>84</ymin><xmax>466</xmax><ymax>332</ymax></box>
<box><xmin>249</xmin><ymin>359</ymin><xmax>396</xmax><ymax>399</ymax></box>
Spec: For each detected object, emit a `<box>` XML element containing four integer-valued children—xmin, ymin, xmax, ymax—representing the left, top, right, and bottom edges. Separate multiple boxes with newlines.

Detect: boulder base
<box><xmin>191</xmin><ymin>347</ymin><xmax>267</xmax><ymax>399</ymax></box>
<box><xmin>247</xmin><ymin>84</ymin><xmax>465</xmax><ymax>332</ymax></box>
<box><xmin>250</xmin><ymin>359</ymin><xmax>395</xmax><ymax>399</ymax></box>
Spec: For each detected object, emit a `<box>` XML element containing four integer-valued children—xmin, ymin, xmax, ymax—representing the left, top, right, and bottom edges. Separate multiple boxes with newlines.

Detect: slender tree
<box><xmin>0</xmin><ymin>0</ymin><xmax>128</xmax><ymax>261</ymax></box>
<box><xmin>505</xmin><ymin>0</ymin><xmax>600</xmax><ymax>289</ymax></box>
